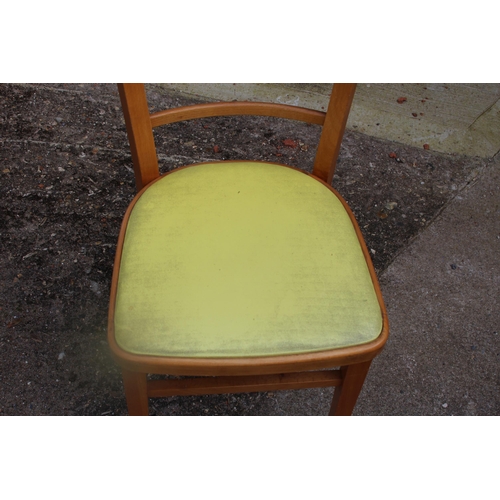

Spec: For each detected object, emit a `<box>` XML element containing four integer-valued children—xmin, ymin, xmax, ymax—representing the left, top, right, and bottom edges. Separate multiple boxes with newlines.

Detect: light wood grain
<box><xmin>118</xmin><ymin>84</ymin><xmax>159</xmax><ymax>191</ymax></box>
<box><xmin>150</xmin><ymin>101</ymin><xmax>325</xmax><ymax>127</ymax></box>
<box><xmin>313</xmin><ymin>84</ymin><xmax>357</xmax><ymax>184</ymax></box>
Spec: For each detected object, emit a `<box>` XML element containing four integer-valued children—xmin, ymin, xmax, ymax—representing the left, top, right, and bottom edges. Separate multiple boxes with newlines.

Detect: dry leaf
<box><xmin>283</xmin><ymin>139</ymin><xmax>297</xmax><ymax>148</ymax></box>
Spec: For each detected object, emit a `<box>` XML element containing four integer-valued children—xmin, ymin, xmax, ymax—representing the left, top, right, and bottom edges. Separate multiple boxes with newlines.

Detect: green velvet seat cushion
<box><xmin>114</xmin><ymin>162</ymin><xmax>382</xmax><ymax>358</ymax></box>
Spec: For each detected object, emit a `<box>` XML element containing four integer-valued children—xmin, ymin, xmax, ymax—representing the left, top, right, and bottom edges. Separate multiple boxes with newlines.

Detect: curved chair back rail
<box><xmin>118</xmin><ymin>83</ymin><xmax>356</xmax><ymax>191</ymax></box>
<box><xmin>150</xmin><ymin>101</ymin><xmax>326</xmax><ymax>127</ymax></box>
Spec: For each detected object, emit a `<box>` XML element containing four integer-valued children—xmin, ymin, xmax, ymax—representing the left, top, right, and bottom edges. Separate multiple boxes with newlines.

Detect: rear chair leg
<box><xmin>329</xmin><ymin>361</ymin><xmax>372</xmax><ymax>416</ymax></box>
<box><xmin>122</xmin><ymin>369</ymin><xmax>149</xmax><ymax>416</ymax></box>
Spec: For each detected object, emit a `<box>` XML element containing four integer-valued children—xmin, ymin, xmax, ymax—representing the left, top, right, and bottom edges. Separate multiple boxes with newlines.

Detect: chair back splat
<box><xmin>109</xmin><ymin>83</ymin><xmax>389</xmax><ymax>415</ymax></box>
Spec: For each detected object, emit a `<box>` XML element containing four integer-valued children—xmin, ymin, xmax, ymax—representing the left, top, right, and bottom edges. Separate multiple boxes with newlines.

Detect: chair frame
<box><xmin>108</xmin><ymin>83</ymin><xmax>389</xmax><ymax>416</ymax></box>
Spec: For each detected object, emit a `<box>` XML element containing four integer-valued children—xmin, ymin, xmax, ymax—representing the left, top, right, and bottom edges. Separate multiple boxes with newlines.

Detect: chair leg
<box><xmin>329</xmin><ymin>360</ymin><xmax>372</xmax><ymax>416</ymax></box>
<box><xmin>122</xmin><ymin>369</ymin><xmax>149</xmax><ymax>416</ymax></box>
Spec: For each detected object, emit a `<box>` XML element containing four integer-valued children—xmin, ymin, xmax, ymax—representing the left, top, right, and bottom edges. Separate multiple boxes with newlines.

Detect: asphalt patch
<box><xmin>0</xmin><ymin>83</ymin><xmax>486</xmax><ymax>415</ymax></box>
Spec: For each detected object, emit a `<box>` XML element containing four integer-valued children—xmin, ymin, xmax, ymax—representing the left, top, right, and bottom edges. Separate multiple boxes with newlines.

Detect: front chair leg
<box><xmin>122</xmin><ymin>369</ymin><xmax>149</xmax><ymax>416</ymax></box>
<box><xmin>329</xmin><ymin>360</ymin><xmax>372</xmax><ymax>416</ymax></box>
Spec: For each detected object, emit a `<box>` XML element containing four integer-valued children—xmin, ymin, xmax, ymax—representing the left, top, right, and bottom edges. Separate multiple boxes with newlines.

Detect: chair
<box><xmin>108</xmin><ymin>83</ymin><xmax>389</xmax><ymax>416</ymax></box>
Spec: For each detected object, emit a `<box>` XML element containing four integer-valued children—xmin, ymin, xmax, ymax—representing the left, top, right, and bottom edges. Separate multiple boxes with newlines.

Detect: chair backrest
<box><xmin>117</xmin><ymin>83</ymin><xmax>357</xmax><ymax>192</ymax></box>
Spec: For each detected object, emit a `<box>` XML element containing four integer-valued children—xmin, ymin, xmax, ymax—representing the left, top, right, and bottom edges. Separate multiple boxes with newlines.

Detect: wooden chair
<box><xmin>108</xmin><ymin>83</ymin><xmax>389</xmax><ymax>416</ymax></box>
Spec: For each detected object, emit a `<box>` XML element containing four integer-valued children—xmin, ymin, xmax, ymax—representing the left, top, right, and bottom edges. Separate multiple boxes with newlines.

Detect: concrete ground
<box><xmin>161</xmin><ymin>83</ymin><xmax>500</xmax><ymax>158</ymax></box>
<box><xmin>358</xmin><ymin>158</ymin><xmax>499</xmax><ymax>415</ymax></box>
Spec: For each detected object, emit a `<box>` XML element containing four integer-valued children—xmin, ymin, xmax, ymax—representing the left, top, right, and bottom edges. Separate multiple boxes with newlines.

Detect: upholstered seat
<box><xmin>114</xmin><ymin>161</ymin><xmax>382</xmax><ymax>359</ymax></box>
<box><xmin>109</xmin><ymin>83</ymin><xmax>389</xmax><ymax>415</ymax></box>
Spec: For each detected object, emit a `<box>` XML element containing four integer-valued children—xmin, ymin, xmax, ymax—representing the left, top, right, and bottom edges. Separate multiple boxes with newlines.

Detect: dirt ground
<box><xmin>0</xmin><ymin>83</ymin><xmax>488</xmax><ymax>415</ymax></box>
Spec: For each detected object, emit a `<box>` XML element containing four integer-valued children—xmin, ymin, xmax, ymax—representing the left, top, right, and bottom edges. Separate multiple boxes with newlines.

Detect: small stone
<box><xmin>89</xmin><ymin>281</ymin><xmax>101</xmax><ymax>295</ymax></box>
<box><xmin>55</xmin><ymin>117</ymin><xmax>63</xmax><ymax>123</ymax></box>
<box><xmin>58</xmin><ymin>352</ymin><xmax>65</xmax><ymax>360</ymax></box>
<box><xmin>385</xmin><ymin>202</ymin><xmax>398</xmax><ymax>210</ymax></box>
<box><xmin>442</xmin><ymin>403</ymin><xmax>448</xmax><ymax>408</ymax></box>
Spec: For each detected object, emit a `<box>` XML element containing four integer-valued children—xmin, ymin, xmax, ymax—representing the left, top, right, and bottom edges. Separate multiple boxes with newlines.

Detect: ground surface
<box><xmin>0</xmin><ymin>83</ymin><xmax>488</xmax><ymax>415</ymax></box>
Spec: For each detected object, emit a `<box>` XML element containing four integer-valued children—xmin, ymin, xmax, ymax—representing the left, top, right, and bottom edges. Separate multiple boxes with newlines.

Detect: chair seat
<box><xmin>113</xmin><ymin>161</ymin><xmax>382</xmax><ymax>358</ymax></box>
